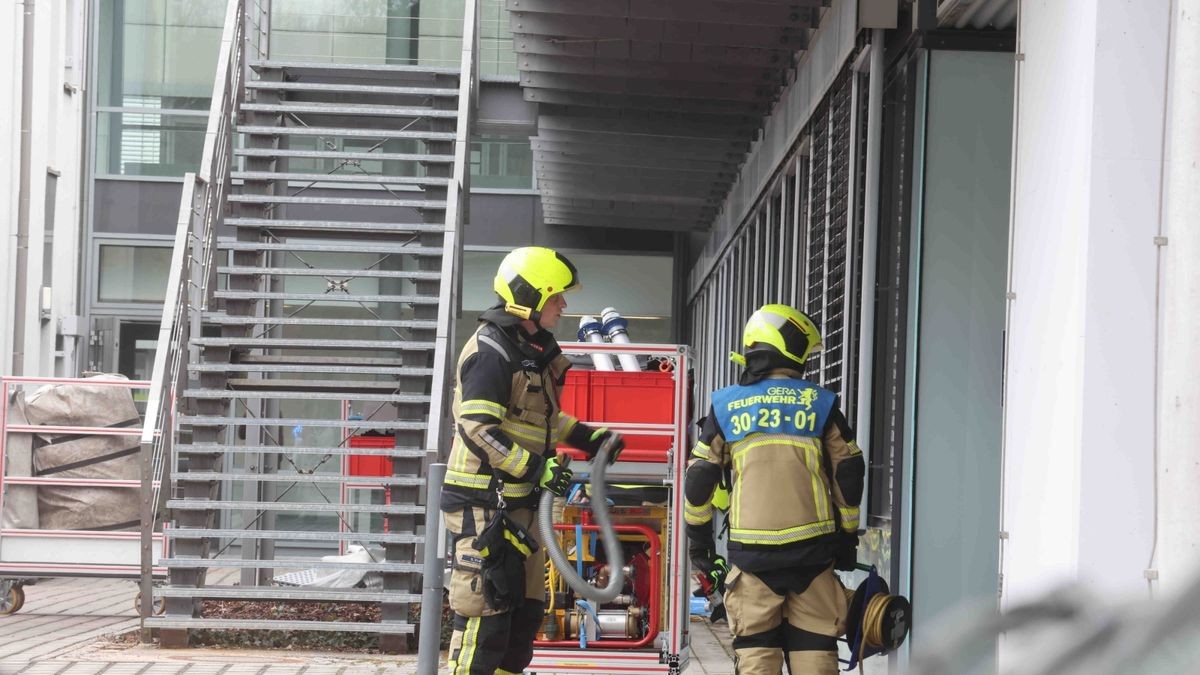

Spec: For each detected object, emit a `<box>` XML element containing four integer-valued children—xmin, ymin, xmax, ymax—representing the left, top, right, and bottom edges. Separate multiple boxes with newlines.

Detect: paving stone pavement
<box><xmin>0</xmin><ymin>578</ymin><xmax>738</xmax><ymax>675</ymax></box>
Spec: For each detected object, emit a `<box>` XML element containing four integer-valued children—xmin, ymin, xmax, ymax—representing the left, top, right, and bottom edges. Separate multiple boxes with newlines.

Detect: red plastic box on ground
<box><xmin>348</xmin><ymin>434</ymin><xmax>393</xmax><ymax>476</ymax></box>
<box><xmin>560</xmin><ymin>369</ymin><xmax>675</xmax><ymax>463</ymax></box>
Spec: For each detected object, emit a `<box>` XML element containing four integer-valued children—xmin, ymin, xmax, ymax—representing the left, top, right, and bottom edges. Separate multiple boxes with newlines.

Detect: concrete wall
<box><xmin>1003</xmin><ymin>0</ymin><xmax>1171</xmax><ymax>610</ymax></box>
<box><xmin>0</xmin><ymin>0</ymin><xmax>90</xmax><ymax>377</ymax></box>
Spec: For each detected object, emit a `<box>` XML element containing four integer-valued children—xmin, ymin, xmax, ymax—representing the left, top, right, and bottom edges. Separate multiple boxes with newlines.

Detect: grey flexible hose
<box><xmin>538</xmin><ymin>438</ymin><xmax>625</xmax><ymax>603</ymax></box>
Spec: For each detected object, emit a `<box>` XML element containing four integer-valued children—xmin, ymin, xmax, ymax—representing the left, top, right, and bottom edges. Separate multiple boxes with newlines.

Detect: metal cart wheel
<box><xmin>133</xmin><ymin>590</ymin><xmax>165</xmax><ymax>616</ymax></box>
<box><xmin>0</xmin><ymin>583</ymin><xmax>24</xmax><ymax>616</ymax></box>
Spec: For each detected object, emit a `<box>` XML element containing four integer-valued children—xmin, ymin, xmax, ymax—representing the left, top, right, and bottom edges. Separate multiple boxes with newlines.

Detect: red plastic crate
<box><xmin>560</xmin><ymin>370</ymin><xmax>676</xmax><ymax>463</ymax></box>
<box><xmin>348</xmin><ymin>434</ymin><xmax>394</xmax><ymax>476</ymax></box>
<box><xmin>559</xmin><ymin>370</ymin><xmax>590</xmax><ymax>419</ymax></box>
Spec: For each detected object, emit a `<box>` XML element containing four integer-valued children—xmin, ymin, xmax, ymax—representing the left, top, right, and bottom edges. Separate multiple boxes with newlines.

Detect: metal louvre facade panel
<box><xmin>689</xmin><ymin>57</ymin><xmax>867</xmax><ymax>418</ymax></box>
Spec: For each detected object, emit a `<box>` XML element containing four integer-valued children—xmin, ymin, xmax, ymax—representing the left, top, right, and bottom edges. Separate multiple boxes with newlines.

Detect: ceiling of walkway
<box><xmin>508</xmin><ymin>0</ymin><xmax>830</xmax><ymax>233</ymax></box>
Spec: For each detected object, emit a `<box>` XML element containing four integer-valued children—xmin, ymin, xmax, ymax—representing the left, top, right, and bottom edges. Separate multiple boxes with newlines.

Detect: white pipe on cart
<box><xmin>600</xmin><ymin>307</ymin><xmax>642</xmax><ymax>372</ymax></box>
<box><xmin>578</xmin><ymin>316</ymin><xmax>616</xmax><ymax>371</ymax></box>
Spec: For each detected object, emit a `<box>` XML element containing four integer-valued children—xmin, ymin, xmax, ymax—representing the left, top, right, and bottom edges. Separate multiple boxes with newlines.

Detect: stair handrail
<box><xmin>139</xmin><ymin>0</ymin><xmax>245</xmax><ymax>622</ymax></box>
<box><xmin>425</xmin><ymin>0</ymin><xmax>479</xmax><ymax>463</ymax></box>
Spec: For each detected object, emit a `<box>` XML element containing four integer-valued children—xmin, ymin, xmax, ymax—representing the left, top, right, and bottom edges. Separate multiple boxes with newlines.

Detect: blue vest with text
<box><xmin>712</xmin><ymin>378</ymin><xmax>836</xmax><ymax>443</ymax></box>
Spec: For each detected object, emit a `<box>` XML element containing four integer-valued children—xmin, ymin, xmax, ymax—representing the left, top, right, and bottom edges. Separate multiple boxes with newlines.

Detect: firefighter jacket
<box><xmin>442</xmin><ymin>306</ymin><xmax>596</xmax><ymax>511</ymax></box>
<box><xmin>684</xmin><ymin>369</ymin><xmax>866</xmax><ymax>572</ymax></box>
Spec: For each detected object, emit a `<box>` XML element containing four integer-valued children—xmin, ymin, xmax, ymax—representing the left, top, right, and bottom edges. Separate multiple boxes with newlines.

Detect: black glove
<box><xmin>538</xmin><ymin>454</ymin><xmax>573</xmax><ymax>496</ymax></box>
<box><xmin>569</xmin><ymin>424</ymin><xmax>625</xmax><ymax>465</ymax></box>
<box><xmin>692</xmin><ymin>552</ymin><xmax>730</xmax><ymax>593</ymax></box>
<box><xmin>834</xmin><ymin>530</ymin><xmax>859</xmax><ymax>572</ymax></box>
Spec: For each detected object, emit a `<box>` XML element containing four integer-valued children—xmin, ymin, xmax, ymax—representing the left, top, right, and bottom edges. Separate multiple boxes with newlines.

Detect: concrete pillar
<box><xmin>1002</xmin><ymin>0</ymin><xmax>1172</xmax><ymax>608</ymax></box>
<box><xmin>1156</xmin><ymin>0</ymin><xmax>1200</xmax><ymax>594</ymax></box>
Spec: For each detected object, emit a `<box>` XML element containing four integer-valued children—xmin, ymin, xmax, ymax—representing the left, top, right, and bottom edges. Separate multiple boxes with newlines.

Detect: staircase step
<box><xmin>177</xmin><ymin>416</ymin><xmax>427</xmax><ymax>431</ymax></box>
<box><xmin>227</xmin><ymin>194</ymin><xmax>446</xmax><ymax>209</ymax></box>
<box><xmin>158</xmin><ymin>586</ymin><xmax>420</xmax><ymax>603</ymax></box>
<box><xmin>217</xmin><ymin>240</ymin><xmax>441</xmax><ymax>255</ymax></box>
<box><xmin>162</xmin><ymin>557</ymin><xmax>423</xmax><ymax>573</ymax></box>
<box><xmin>168</xmin><ymin>500</ymin><xmax>425</xmax><ymax>515</ymax></box>
<box><xmin>251</xmin><ymin>59</ymin><xmax>459</xmax><ymax>77</ymax></box>
<box><xmin>202</xmin><ymin>314</ymin><xmax>437</xmax><ymax>330</ymax></box>
<box><xmin>235</xmin><ymin>148</ymin><xmax>453</xmax><ymax>163</ymax></box>
<box><xmin>233</xmin><ymin>355</ymin><xmax>416</xmax><ymax>367</ymax></box>
<box><xmin>167</xmin><ymin>528</ymin><xmax>422</xmax><ymax>543</ymax></box>
<box><xmin>213</xmin><ymin>291</ymin><xmax>439</xmax><ymax>305</ymax></box>
<box><xmin>241</xmin><ymin>102</ymin><xmax>458</xmax><ymax>119</ymax></box>
<box><xmin>182</xmin><ymin>389</ymin><xmax>429</xmax><ymax>404</ymax></box>
<box><xmin>225</xmin><ymin>378</ymin><xmax>426</xmax><ymax>392</ymax></box>
<box><xmin>232</xmin><ymin>171</ymin><xmax>451</xmax><ymax>187</ymax></box>
<box><xmin>173</xmin><ymin>473</ymin><xmax>425</xmax><ymax>487</ymax></box>
<box><xmin>225</xmin><ymin>218</ymin><xmax>444</xmax><ymax>236</ymax></box>
<box><xmin>217</xmin><ymin>266</ymin><xmax>442</xmax><ymax>280</ymax></box>
<box><xmin>237</xmin><ymin>125</ymin><xmax>455</xmax><ymax>142</ymax></box>
<box><xmin>246</xmin><ymin>80</ymin><xmax>457</xmax><ymax>97</ymax></box>
<box><xmin>192</xmin><ymin>337</ymin><xmax>436</xmax><ymax>351</ymax></box>
<box><xmin>144</xmin><ymin>618</ymin><xmax>414</xmax><ymax>634</ymax></box>
<box><xmin>176</xmin><ymin>444</ymin><xmax>427</xmax><ymax>458</ymax></box>
<box><xmin>190</xmin><ymin>363</ymin><xmax>430</xmax><ymax>376</ymax></box>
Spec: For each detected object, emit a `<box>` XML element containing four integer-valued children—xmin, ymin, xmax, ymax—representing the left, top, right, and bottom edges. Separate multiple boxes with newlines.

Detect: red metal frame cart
<box><xmin>528</xmin><ymin>342</ymin><xmax>693</xmax><ymax>675</ymax></box>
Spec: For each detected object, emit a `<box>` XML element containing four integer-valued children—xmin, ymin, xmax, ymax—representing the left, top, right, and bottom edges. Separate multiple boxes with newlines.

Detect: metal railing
<box><xmin>424</xmin><ymin>0</ymin><xmax>478</xmax><ymax>464</ymax></box>
<box><xmin>138</xmin><ymin>0</ymin><xmax>245</xmax><ymax>626</ymax></box>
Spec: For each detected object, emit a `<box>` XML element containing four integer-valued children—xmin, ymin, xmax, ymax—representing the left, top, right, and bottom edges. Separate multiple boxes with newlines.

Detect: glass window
<box><xmin>97</xmin><ymin>0</ymin><xmax>226</xmax><ymax>111</ymax></box>
<box><xmin>95</xmin><ymin>110</ymin><xmax>207</xmax><ymax>177</ymax></box>
<box><xmin>470</xmin><ymin>135</ymin><xmax>532</xmax><ymax>189</ymax></box>
<box><xmin>97</xmin><ymin>244</ymin><xmax>172</xmax><ymax>303</ymax></box>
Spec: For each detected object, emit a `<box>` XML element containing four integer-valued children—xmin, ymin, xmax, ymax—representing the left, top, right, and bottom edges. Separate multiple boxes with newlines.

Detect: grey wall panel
<box><xmin>94</xmin><ymin>180</ymin><xmax>184</xmax><ymax>235</ymax></box>
<box><xmin>479</xmin><ymin>82</ymin><xmax>537</xmax><ymax>124</ymax></box>
<box><xmin>910</xmin><ymin>50</ymin><xmax>1013</xmax><ymax>644</ymax></box>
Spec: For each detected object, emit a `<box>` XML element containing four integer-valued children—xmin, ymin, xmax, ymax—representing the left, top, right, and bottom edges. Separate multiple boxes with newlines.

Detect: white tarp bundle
<box><xmin>273</xmin><ymin>545</ymin><xmax>385</xmax><ymax>588</ymax></box>
<box><xmin>1</xmin><ymin>390</ymin><xmax>38</xmax><ymax>529</ymax></box>
<box><xmin>12</xmin><ymin>375</ymin><xmax>142</xmax><ymax>531</ymax></box>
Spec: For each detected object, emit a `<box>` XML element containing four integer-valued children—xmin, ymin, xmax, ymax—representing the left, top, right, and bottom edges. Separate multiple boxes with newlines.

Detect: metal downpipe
<box><xmin>417</xmin><ymin>463</ymin><xmax>447</xmax><ymax>675</ymax></box>
<box><xmin>12</xmin><ymin>0</ymin><xmax>36</xmax><ymax>375</ymax></box>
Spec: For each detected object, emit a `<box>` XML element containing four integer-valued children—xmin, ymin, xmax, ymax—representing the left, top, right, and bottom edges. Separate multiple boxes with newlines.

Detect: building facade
<box><xmin>2</xmin><ymin>0</ymin><xmax>1199</xmax><ymax>668</ymax></box>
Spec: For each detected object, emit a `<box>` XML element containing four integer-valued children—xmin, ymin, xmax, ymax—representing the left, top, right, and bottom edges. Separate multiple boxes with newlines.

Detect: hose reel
<box><xmin>843</xmin><ymin>565</ymin><xmax>911</xmax><ymax>671</ymax></box>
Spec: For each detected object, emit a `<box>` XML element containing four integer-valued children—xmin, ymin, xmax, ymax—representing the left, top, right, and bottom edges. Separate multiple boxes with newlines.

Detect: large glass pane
<box><xmin>95</xmin><ymin>111</ymin><xmax>206</xmax><ymax>177</ymax></box>
<box><xmin>470</xmin><ymin>135</ymin><xmax>532</xmax><ymax>189</ymax></box>
<box><xmin>97</xmin><ymin>245</ymin><xmax>172</xmax><ymax>303</ymax></box>
<box><xmin>98</xmin><ymin>0</ymin><xmax>225</xmax><ymax>111</ymax></box>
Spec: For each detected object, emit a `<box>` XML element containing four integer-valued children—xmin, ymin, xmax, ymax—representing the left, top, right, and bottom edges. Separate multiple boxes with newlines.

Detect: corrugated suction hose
<box><xmin>537</xmin><ymin>438</ymin><xmax>625</xmax><ymax>603</ymax></box>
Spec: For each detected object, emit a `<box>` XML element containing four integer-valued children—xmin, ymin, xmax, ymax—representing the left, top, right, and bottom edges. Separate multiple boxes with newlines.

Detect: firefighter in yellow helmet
<box><xmin>685</xmin><ymin>304</ymin><xmax>865</xmax><ymax>674</ymax></box>
<box><xmin>442</xmin><ymin>246</ymin><xmax>625</xmax><ymax>674</ymax></box>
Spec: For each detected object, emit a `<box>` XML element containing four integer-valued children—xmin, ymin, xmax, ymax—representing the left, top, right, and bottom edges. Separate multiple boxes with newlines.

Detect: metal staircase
<box><xmin>139</xmin><ymin>0</ymin><xmax>477</xmax><ymax>651</ymax></box>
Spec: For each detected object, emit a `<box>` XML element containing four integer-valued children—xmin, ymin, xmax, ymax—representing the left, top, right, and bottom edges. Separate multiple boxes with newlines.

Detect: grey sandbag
<box><xmin>24</xmin><ymin>375</ymin><xmax>141</xmax><ymax>531</ymax></box>
<box><xmin>1</xmin><ymin>390</ymin><xmax>39</xmax><ymax>529</ymax></box>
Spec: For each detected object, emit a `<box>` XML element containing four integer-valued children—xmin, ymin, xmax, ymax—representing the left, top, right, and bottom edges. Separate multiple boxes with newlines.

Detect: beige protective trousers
<box><xmin>445</xmin><ymin>506</ymin><xmax>547</xmax><ymax>675</ymax></box>
<box><xmin>724</xmin><ymin>565</ymin><xmax>849</xmax><ymax>675</ymax></box>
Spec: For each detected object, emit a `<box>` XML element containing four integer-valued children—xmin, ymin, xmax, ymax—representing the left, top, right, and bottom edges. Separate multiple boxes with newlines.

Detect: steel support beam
<box><xmin>535</xmin><ymin>154</ymin><xmax>738</xmax><ymax>176</ymax></box>
<box><xmin>507</xmin><ymin>0</ymin><xmax>818</xmax><ymax>28</ymax></box>
<box><xmin>542</xmin><ymin>215</ymin><xmax>706</xmax><ymax>232</ymax></box>
<box><xmin>538</xmin><ymin>114</ymin><xmax>756</xmax><ymax>142</ymax></box>
<box><xmin>512</xmin><ymin>34</ymin><xmax>792</xmax><ymax>69</ymax></box>
<box><xmin>519</xmin><ymin>70</ymin><xmax>777</xmax><ymax>101</ymax></box>
<box><xmin>531</xmin><ymin>137</ymin><xmax>746</xmax><ymax>162</ymax></box>
<box><xmin>508</xmin><ymin>12</ymin><xmax>811</xmax><ymax>49</ymax></box>
<box><xmin>517</xmin><ymin>52</ymin><xmax>783</xmax><ymax>85</ymax></box>
<box><xmin>537</xmin><ymin>163</ymin><xmax>733</xmax><ymax>186</ymax></box>
<box><xmin>523</xmin><ymin>88</ymin><xmax>769</xmax><ymax>115</ymax></box>
<box><xmin>535</xmin><ymin>128</ymin><xmax>750</xmax><ymax>153</ymax></box>
<box><xmin>540</xmin><ymin>197</ymin><xmax>717</xmax><ymax>218</ymax></box>
<box><xmin>537</xmin><ymin>169</ymin><xmax>728</xmax><ymax>192</ymax></box>
<box><xmin>538</xmin><ymin>178</ymin><xmax>723</xmax><ymax>199</ymax></box>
